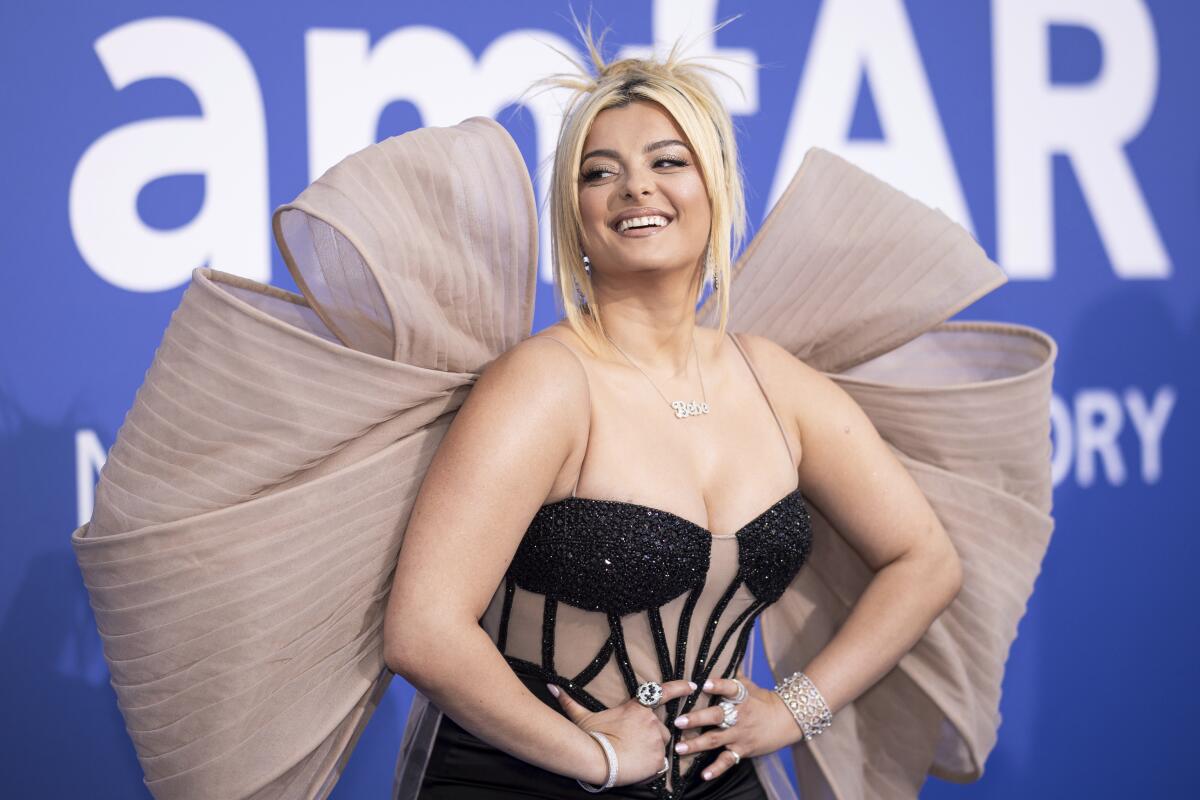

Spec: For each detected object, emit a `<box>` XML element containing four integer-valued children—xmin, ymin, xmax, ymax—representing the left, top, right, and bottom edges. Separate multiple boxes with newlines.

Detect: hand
<box><xmin>548</xmin><ymin>679</ymin><xmax>696</xmax><ymax>787</ymax></box>
<box><xmin>670</xmin><ymin>673</ymin><xmax>801</xmax><ymax>782</ymax></box>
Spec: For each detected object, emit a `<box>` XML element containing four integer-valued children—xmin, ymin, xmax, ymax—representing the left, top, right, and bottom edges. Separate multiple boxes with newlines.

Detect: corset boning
<box><xmin>479</xmin><ymin>489</ymin><xmax>812</xmax><ymax>799</ymax></box>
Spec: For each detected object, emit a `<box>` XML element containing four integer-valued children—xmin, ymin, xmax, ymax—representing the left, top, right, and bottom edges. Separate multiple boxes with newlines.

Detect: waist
<box><xmin>420</xmin><ymin>669</ymin><xmax>762</xmax><ymax>799</ymax></box>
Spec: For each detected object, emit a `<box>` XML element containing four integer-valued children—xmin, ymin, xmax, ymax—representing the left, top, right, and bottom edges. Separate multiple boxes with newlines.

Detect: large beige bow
<box><xmin>72</xmin><ymin>116</ymin><xmax>1054</xmax><ymax>800</ymax></box>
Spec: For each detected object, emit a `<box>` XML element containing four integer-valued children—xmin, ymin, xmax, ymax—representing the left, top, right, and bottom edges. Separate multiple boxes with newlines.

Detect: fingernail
<box><xmin>547</xmin><ymin>684</ymin><xmax>560</xmax><ymax>697</ymax></box>
<box><xmin>703</xmin><ymin>770</ymin><xmax>713</xmax><ymax>780</ymax></box>
<box><xmin>675</xmin><ymin>742</ymin><xmax>689</xmax><ymax>753</ymax></box>
<box><xmin>688</xmin><ymin>681</ymin><xmax>697</xmax><ymax>691</ymax></box>
<box><xmin>703</xmin><ymin>680</ymin><xmax>714</xmax><ymax>690</ymax></box>
<box><xmin>674</xmin><ymin>716</ymin><xmax>688</xmax><ymax>728</ymax></box>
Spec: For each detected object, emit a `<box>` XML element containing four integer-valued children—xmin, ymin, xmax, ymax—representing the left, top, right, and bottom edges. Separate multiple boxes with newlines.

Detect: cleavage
<box><xmin>507</xmin><ymin>489</ymin><xmax>813</xmax><ymax>612</ymax></box>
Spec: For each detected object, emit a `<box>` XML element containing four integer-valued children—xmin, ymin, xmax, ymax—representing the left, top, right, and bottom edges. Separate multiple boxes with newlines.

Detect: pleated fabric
<box><xmin>71</xmin><ymin>116</ymin><xmax>537</xmax><ymax>800</ymax></box>
<box><xmin>695</xmin><ymin>148</ymin><xmax>1056</xmax><ymax>800</ymax></box>
<box><xmin>69</xmin><ymin>115</ymin><xmax>1055</xmax><ymax>800</ymax></box>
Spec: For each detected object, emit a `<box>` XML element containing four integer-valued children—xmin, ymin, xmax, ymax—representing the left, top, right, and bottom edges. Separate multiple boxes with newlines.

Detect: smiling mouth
<box><xmin>613</xmin><ymin>215</ymin><xmax>673</xmax><ymax>236</ymax></box>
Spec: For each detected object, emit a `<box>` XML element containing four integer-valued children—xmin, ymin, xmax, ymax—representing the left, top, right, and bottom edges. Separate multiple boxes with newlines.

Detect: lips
<box><xmin>610</xmin><ymin>210</ymin><xmax>675</xmax><ymax>242</ymax></box>
<box><xmin>610</xmin><ymin>207</ymin><xmax>674</xmax><ymax>231</ymax></box>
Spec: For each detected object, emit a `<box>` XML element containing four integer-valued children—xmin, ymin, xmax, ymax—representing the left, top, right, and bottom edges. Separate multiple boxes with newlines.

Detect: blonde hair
<box><xmin>525</xmin><ymin>13</ymin><xmax>748</xmax><ymax>357</ymax></box>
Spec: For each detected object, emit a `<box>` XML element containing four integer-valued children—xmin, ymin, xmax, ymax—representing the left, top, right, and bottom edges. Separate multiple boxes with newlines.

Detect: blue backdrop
<box><xmin>2</xmin><ymin>1</ymin><xmax>1195</xmax><ymax>797</ymax></box>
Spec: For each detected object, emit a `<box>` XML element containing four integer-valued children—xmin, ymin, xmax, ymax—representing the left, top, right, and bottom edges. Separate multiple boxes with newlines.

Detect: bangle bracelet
<box><xmin>774</xmin><ymin>670</ymin><xmax>833</xmax><ymax>742</ymax></box>
<box><xmin>576</xmin><ymin>730</ymin><xmax>618</xmax><ymax>792</ymax></box>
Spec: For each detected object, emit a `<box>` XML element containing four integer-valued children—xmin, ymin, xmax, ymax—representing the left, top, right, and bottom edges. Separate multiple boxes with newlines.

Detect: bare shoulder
<box><xmin>729</xmin><ymin>331</ymin><xmax>824</xmax><ymax>408</ymax></box>
<box><xmin>398</xmin><ymin>324</ymin><xmax>593</xmax><ymax>520</ymax></box>
<box><xmin>732</xmin><ymin>331</ymin><xmax>877</xmax><ymax>455</ymax></box>
<box><xmin>731</xmin><ymin>331</ymin><xmax>814</xmax><ymax>384</ymax></box>
<box><xmin>467</xmin><ymin>327</ymin><xmax>590</xmax><ymax>440</ymax></box>
<box><xmin>383</xmin><ymin>328</ymin><xmax>592</xmax><ymax>667</ymax></box>
<box><xmin>483</xmin><ymin>327</ymin><xmax>586</xmax><ymax>389</ymax></box>
<box><xmin>733</xmin><ymin>331</ymin><xmax>953</xmax><ymax>577</ymax></box>
<box><xmin>459</xmin><ymin>324</ymin><xmax>591</xmax><ymax>483</ymax></box>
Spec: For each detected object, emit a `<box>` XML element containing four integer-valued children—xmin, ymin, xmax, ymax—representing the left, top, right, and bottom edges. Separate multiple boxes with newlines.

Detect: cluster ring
<box><xmin>717</xmin><ymin>699</ymin><xmax>739</xmax><ymax>729</ymax></box>
<box><xmin>636</xmin><ymin>681</ymin><xmax>664</xmax><ymax>708</ymax></box>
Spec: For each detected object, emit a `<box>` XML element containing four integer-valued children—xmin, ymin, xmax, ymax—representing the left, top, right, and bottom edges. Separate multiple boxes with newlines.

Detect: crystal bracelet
<box><xmin>576</xmin><ymin>730</ymin><xmax>618</xmax><ymax>792</ymax></box>
<box><xmin>774</xmin><ymin>670</ymin><xmax>833</xmax><ymax>742</ymax></box>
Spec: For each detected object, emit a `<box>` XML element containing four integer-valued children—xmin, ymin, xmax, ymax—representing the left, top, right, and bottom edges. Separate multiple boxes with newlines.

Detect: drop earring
<box><xmin>574</xmin><ymin>254</ymin><xmax>591</xmax><ymax>309</ymax></box>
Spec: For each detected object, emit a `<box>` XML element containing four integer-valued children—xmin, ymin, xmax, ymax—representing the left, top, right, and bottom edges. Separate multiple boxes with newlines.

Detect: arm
<box><xmin>381</xmin><ymin>336</ymin><xmax>610</xmax><ymax>785</ymax></box>
<box><xmin>745</xmin><ymin>334</ymin><xmax>964</xmax><ymax>735</ymax></box>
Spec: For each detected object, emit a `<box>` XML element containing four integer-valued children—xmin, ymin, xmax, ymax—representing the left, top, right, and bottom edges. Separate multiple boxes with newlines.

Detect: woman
<box><xmin>384</xmin><ymin>42</ymin><xmax>969</xmax><ymax>799</ymax></box>
<box><xmin>386</xmin><ymin>30</ymin><xmax>1045</xmax><ymax>800</ymax></box>
<box><xmin>71</xmin><ymin>27</ymin><xmax>1056</xmax><ymax>800</ymax></box>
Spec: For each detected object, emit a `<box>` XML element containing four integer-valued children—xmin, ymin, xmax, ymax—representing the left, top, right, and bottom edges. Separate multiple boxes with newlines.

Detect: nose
<box><xmin>621</xmin><ymin>162</ymin><xmax>655</xmax><ymax>198</ymax></box>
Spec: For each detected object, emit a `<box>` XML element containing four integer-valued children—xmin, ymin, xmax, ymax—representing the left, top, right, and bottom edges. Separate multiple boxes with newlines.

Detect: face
<box><xmin>576</xmin><ymin>100</ymin><xmax>711</xmax><ymax>285</ymax></box>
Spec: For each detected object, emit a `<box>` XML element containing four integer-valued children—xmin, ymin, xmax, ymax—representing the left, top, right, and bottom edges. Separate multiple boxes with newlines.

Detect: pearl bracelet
<box><xmin>576</xmin><ymin>730</ymin><xmax>618</xmax><ymax>792</ymax></box>
<box><xmin>773</xmin><ymin>670</ymin><xmax>833</xmax><ymax>742</ymax></box>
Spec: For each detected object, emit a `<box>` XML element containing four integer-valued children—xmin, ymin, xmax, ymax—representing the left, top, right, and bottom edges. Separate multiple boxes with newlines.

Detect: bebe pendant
<box><xmin>671</xmin><ymin>400</ymin><xmax>710</xmax><ymax>419</ymax></box>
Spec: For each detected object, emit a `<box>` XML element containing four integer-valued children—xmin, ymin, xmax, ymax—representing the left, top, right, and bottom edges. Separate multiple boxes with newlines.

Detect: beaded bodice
<box><xmin>481</xmin><ymin>489</ymin><xmax>812</xmax><ymax>797</ymax></box>
<box><xmin>479</xmin><ymin>330</ymin><xmax>812</xmax><ymax>797</ymax></box>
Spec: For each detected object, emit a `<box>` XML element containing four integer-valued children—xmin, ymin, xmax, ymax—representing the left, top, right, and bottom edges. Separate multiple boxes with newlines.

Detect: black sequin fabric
<box><xmin>498</xmin><ymin>489</ymin><xmax>813</xmax><ymax>799</ymax></box>
<box><xmin>507</xmin><ymin>497</ymin><xmax>712</xmax><ymax>614</ymax></box>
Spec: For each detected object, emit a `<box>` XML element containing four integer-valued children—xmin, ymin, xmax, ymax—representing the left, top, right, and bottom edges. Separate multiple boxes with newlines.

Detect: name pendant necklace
<box><xmin>604</xmin><ymin>331</ymin><xmax>710</xmax><ymax>419</ymax></box>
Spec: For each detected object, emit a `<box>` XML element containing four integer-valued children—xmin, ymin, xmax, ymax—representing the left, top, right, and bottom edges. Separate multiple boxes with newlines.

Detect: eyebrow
<box><xmin>581</xmin><ymin>138</ymin><xmax>691</xmax><ymax>162</ymax></box>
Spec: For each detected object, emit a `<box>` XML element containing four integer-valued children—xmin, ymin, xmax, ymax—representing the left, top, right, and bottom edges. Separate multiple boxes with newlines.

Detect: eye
<box><xmin>581</xmin><ymin>165</ymin><xmax>615</xmax><ymax>182</ymax></box>
<box><xmin>580</xmin><ymin>155</ymin><xmax>689</xmax><ymax>183</ymax></box>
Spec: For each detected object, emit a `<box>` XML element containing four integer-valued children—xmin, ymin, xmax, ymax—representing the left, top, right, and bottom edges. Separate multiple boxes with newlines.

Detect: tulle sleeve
<box><xmin>70</xmin><ymin>115</ymin><xmax>537</xmax><ymax>800</ymax></box>
<box><xmin>704</xmin><ymin>147</ymin><xmax>1057</xmax><ymax>800</ymax></box>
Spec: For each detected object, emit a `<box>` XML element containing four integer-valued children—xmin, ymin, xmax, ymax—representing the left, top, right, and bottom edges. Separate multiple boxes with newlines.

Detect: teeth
<box><xmin>616</xmin><ymin>215</ymin><xmax>670</xmax><ymax>232</ymax></box>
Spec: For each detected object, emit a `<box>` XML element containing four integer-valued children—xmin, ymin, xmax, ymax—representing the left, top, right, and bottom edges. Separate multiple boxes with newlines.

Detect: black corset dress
<box><xmin>420</xmin><ymin>330</ymin><xmax>814</xmax><ymax>799</ymax></box>
<box><xmin>486</xmin><ymin>489</ymin><xmax>813</xmax><ymax>798</ymax></box>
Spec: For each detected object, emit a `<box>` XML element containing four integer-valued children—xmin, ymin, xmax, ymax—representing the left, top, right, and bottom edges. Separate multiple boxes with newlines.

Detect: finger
<box><xmin>547</xmin><ymin>683</ymin><xmax>588</xmax><ymax>724</ymax></box>
<box><xmin>672</xmin><ymin>728</ymin><xmax>728</xmax><ymax>755</ymax></box>
<box><xmin>701</xmin><ymin>677</ymin><xmax>735</xmax><ymax>698</ymax></box>
<box><xmin>657</xmin><ymin>678</ymin><xmax>698</xmax><ymax>703</ymax></box>
<box><xmin>627</xmin><ymin>678</ymin><xmax>695</xmax><ymax>709</ymax></box>
<box><xmin>672</xmin><ymin>703</ymin><xmax>726</xmax><ymax>730</ymax></box>
<box><xmin>701</xmin><ymin>748</ymin><xmax>742</xmax><ymax>781</ymax></box>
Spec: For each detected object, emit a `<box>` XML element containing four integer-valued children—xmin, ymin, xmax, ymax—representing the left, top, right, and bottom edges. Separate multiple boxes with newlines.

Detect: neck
<box><xmin>590</xmin><ymin>270</ymin><xmax>705</xmax><ymax>377</ymax></box>
<box><xmin>588</xmin><ymin>253</ymin><xmax>710</xmax><ymax>376</ymax></box>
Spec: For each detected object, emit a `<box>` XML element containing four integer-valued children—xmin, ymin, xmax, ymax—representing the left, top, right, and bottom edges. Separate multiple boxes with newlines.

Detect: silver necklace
<box><xmin>604</xmin><ymin>330</ymin><xmax>710</xmax><ymax>419</ymax></box>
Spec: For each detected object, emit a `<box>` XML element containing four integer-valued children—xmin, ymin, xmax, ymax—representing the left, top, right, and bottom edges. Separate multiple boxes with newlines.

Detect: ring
<box><xmin>636</xmin><ymin>681</ymin><xmax>664</xmax><ymax>707</ymax></box>
<box><xmin>718</xmin><ymin>699</ymin><xmax>739</xmax><ymax>729</ymax></box>
<box><xmin>727</xmin><ymin>748</ymin><xmax>741</xmax><ymax>765</ymax></box>
<box><xmin>729</xmin><ymin>678</ymin><xmax>749</xmax><ymax>705</ymax></box>
<box><xmin>656</xmin><ymin>756</ymin><xmax>669</xmax><ymax>774</ymax></box>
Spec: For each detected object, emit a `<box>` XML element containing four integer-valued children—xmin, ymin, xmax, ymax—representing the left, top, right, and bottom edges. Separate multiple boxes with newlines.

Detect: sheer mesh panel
<box><xmin>841</xmin><ymin>326</ymin><xmax>1051</xmax><ymax>387</ymax></box>
<box><xmin>276</xmin><ymin>207</ymin><xmax>394</xmax><ymax>358</ymax></box>
<box><xmin>216</xmin><ymin>281</ymin><xmax>342</xmax><ymax>345</ymax></box>
<box><xmin>481</xmin><ymin>536</ymin><xmax>761</xmax><ymax>794</ymax></box>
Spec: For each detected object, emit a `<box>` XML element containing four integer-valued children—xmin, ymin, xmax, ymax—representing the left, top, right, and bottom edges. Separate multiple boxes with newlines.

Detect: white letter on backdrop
<box><xmin>994</xmin><ymin>0</ymin><xmax>1167</xmax><ymax>278</ymax></box>
<box><xmin>1123</xmin><ymin>385</ymin><xmax>1174</xmax><ymax>484</ymax></box>
<box><xmin>618</xmin><ymin>0</ymin><xmax>760</xmax><ymax>116</ymax></box>
<box><xmin>74</xmin><ymin>429</ymin><xmax>107</xmax><ymax>529</ymax></box>
<box><xmin>306</xmin><ymin>26</ymin><xmax>582</xmax><ymax>283</ymax></box>
<box><xmin>1074</xmin><ymin>389</ymin><xmax>1127</xmax><ymax>487</ymax></box>
<box><xmin>770</xmin><ymin>0</ymin><xmax>973</xmax><ymax>234</ymax></box>
<box><xmin>70</xmin><ymin>17</ymin><xmax>269</xmax><ymax>292</ymax></box>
